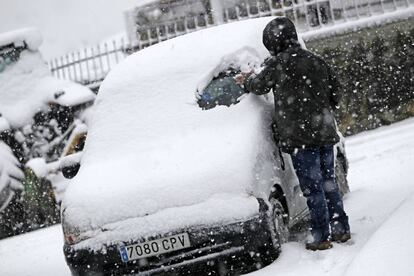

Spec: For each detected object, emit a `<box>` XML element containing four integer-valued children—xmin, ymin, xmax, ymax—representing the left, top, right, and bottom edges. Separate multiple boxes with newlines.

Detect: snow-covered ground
<box><xmin>1</xmin><ymin>117</ymin><xmax>414</xmax><ymax>275</ymax></box>
<box><xmin>249</xmin><ymin>117</ymin><xmax>414</xmax><ymax>276</ymax></box>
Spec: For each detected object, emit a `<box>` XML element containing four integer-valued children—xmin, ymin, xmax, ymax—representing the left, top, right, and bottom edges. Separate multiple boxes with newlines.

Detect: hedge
<box><xmin>311</xmin><ymin>23</ymin><xmax>414</xmax><ymax>136</ymax></box>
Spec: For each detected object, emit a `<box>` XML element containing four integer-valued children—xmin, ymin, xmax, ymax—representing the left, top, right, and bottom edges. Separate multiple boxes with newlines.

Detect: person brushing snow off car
<box><xmin>236</xmin><ymin>17</ymin><xmax>351</xmax><ymax>250</ymax></box>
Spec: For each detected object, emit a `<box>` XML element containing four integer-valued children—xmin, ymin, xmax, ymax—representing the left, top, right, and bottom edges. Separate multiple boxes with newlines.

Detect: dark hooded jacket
<box><xmin>245</xmin><ymin>17</ymin><xmax>341</xmax><ymax>152</ymax></box>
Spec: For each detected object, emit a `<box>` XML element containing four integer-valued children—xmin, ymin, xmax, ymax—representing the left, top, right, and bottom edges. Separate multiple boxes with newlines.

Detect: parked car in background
<box><xmin>47</xmin><ymin>117</ymin><xmax>89</xmax><ymax>202</ymax></box>
<box><xmin>0</xmin><ymin>28</ymin><xmax>95</xmax><ymax>238</ymax></box>
<box><xmin>61</xmin><ymin>17</ymin><xmax>348</xmax><ymax>275</ymax></box>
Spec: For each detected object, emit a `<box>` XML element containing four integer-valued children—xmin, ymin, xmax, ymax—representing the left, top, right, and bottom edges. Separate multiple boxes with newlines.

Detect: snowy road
<box><xmin>1</xmin><ymin>118</ymin><xmax>414</xmax><ymax>276</ymax></box>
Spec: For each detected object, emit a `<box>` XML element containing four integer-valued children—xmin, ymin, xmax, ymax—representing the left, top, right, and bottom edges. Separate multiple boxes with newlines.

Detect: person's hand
<box><xmin>234</xmin><ymin>73</ymin><xmax>247</xmax><ymax>85</ymax></box>
<box><xmin>234</xmin><ymin>71</ymin><xmax>254</xmax><ymax>85</ymax></box>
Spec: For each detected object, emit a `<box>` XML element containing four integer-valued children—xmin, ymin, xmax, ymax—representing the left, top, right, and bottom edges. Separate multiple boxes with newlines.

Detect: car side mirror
<box><xmin>62</xmin><ymin>163</ymin><xmax>80</xmax><ymax>179</ymax></box>
<box><xmin>60</xmin><ymin>152</ymin><xmax>82</xmax><ymax>179</ymax></box>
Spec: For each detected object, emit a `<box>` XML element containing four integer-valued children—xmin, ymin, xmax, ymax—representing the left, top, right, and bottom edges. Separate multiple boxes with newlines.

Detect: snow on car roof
<box><xmin>63</xmin><ymin>17</ymin><xmax>279</xmax><ymax>233</ymax></box>
<box><xmin>0</xmin><ymin>28</ymin><xmax>42</xmax><ymax>51</ymax></box>
<box><xmin>0</xmin><ymin>50</ymin><xmax>95</xmax><ymax>128</ymax></box>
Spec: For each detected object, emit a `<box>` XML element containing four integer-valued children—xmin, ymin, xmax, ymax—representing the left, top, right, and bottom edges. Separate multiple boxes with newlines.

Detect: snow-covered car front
<box><xmin>61</xmin><ymin>17</ymin><xmax>287</xmax><ymax>275</ymax></box>
<box><xmin>61</xmin><ymin>17</ymin><xmax>348</xmax><ymax>275</ymax></box>
<box><xmin>63</xmin><ymin>195</ymin><xmax>275</xmax><ymax>275</ymax></box>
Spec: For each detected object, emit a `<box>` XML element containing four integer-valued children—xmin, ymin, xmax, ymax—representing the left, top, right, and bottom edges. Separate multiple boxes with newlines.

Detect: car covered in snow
<box><xmin>61</xmin><ymin>17</ymin><xmax>348</xmax><ymax>275</ymax></box>
<box><xmin>47</xmin><ymin>117</ymin><xmax>89</xmax><ymax>202</ymax></box>
<box><xmin>0</xmin><ymin>28</ymin><xmax>95</xmax><ymax>237</ymax></box>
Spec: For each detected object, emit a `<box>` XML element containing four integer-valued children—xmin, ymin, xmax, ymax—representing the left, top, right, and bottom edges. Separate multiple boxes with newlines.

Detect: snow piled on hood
<box><xmin>0</xmin><ymin>27</ymin><xmax>42</xmax><ymax>50</ymax></box>
<box><xmin>63</xmin><ymin>17</ymin><xmax>278</xmax><ymax>233</ymax></box>
<box><xmin>0</xmin><ymin>51</ymin><xmax>95</xmax><ymax>128</ymax></box>
<box><xmin>74</xmin><ymin>195</ymin><xmax>259</xmax><ymax>251</ymax></box>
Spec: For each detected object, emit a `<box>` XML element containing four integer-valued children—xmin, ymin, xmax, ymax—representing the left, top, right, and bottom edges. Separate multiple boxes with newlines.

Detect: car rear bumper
<box><xmin>64</xmin><ymin>212</ymin><xmax>274</xmax><ymax>276</ymax></box>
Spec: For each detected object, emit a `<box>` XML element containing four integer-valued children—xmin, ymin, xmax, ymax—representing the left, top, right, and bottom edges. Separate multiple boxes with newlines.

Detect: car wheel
<box><xmin>253</xmin><ymin>196</ymin><xmax>288</xmax><ymax>269</ymax></box>
<box><xmin>269</xmin><ymin>197</ymin><xmax>290</xmax><ymax>245</ymax></box>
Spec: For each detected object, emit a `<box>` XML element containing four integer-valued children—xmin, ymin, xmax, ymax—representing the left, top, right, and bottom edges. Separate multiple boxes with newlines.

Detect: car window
<box><xmin>198</xmin><ymin>68</ymin><xmax>246</xmax><ymax>110</ymax></box>
<box><xmin>0</xmin><ymin>43</ymin><xmax>26</xmax><ymax>73</ymax></box>
<box><xmin>65</xmin><ymin>132</ymin><xmax>87</xmax><ymax>156</ymax></box>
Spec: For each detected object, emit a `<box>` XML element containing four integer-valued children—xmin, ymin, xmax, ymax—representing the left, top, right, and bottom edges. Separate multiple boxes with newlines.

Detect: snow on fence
<box><xmin>48</xmin><ymin>0</ymin><xmax>413</xmax><ymax>88</ymax></box>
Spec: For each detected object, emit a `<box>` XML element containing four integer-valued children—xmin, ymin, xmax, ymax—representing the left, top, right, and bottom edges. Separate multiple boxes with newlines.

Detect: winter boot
<box><xmin>305</xmin><ymin>240</ymin><xmax>333</xmax><ymax>251</ymax></box>
<box><xmin>331</xmin><ymin>232</ymin><xmax>351</xmax><ymax>243</ymax></box>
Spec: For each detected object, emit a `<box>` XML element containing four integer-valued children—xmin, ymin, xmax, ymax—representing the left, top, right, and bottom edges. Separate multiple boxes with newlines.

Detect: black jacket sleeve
<box><xmin>326</xmin><ymin>63</ymin><xmax>341</xmax><ymax>110</ymax></box>
<box><xmin>244</xmin><ymin>58</ymin><xmax>277</xmax><ymax>95</ymax></box>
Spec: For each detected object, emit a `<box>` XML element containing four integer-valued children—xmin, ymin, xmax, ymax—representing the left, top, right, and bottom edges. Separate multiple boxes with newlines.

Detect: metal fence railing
<box><xmin>48</xmin><ymin>0</ymin><xmax>413</xmax><ymax>88</ymax></box>
<box><xmin>48</xmin><ymin>39</ymin><xmax>131</xmax><ymax>90</ymax></box>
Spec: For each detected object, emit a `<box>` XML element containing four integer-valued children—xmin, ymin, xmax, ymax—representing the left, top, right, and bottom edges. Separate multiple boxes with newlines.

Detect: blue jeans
<box><xmin>291</xmin><ymin>145</ymin><xmax>350</xmax><ymax>242</ymax></box>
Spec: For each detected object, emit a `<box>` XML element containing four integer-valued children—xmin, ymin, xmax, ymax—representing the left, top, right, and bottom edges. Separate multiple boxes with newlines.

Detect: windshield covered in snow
<box><xmin>198</xmin><ymin>68</ymin><xmax>246</xmax><ymax>110</ymax></box>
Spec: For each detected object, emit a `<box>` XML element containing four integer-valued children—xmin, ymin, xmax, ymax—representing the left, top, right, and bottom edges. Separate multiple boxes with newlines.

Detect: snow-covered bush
<box><xmin>314</xmin><ymin>24</ymin><xmax>414</xmax><ymax>135</ymax></box>
<box><xmin>0</xmin><ymin>141</ymin><xmax>24</xmax><ymax>239</ymax></box>
<box><xmin>0</xmin><ymin>141</ymin><xmax>24</xmax><ymax>204</ymax></box>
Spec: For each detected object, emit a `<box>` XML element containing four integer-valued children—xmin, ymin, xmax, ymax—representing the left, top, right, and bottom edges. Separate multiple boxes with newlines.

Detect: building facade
<box><xmin>124</xmin><ymin>0</ymin><xmax>334</xmax><ymax>47</ymax></box>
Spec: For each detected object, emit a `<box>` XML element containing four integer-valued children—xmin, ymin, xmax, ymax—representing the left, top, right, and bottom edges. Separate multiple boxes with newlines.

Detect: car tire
<box><xmin>269</xmin><ymin>197</ymin><xmax>290</xmax><ymax>246</ymax></box>
<box><xmin>254</xmin><ymin>195</ymin><xmax>289</xmax><ymax>268</ymax></box>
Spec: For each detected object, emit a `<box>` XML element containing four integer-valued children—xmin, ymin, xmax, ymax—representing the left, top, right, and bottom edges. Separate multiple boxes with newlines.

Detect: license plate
<box><xmin>119</xmin><ymin>233</ymin><xmax>191</xmax><ymax>262</ymax></box>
